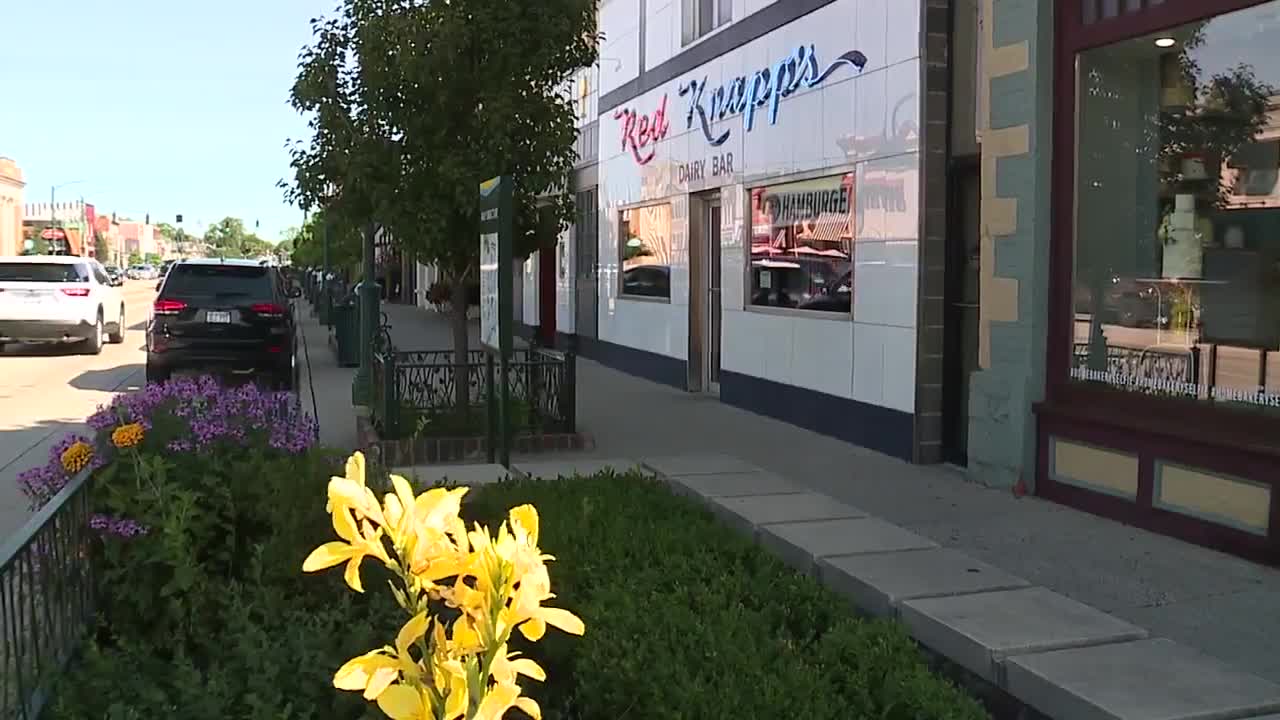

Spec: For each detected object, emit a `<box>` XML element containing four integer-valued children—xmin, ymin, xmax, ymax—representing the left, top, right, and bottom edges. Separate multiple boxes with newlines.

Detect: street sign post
<box><xmin>479</xmin><ymin>175</ymin><xmax>514</xmax><ymax>466</ymax></box>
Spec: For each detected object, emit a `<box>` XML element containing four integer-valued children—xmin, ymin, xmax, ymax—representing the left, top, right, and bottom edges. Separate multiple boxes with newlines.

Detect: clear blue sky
<box><xmin>0</xmin><ymin>0</ymin><xmax>331</xmax><ymax>242</ymax></box>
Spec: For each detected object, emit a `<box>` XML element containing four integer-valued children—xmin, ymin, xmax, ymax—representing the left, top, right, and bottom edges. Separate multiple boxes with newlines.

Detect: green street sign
<box><xmin>479</xmin><ymin>175</ymin><xmax>514</xmax><ymax>466</ymax></box>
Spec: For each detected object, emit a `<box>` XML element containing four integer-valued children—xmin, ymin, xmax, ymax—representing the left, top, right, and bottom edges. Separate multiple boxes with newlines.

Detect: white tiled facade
<box><xmin>574</xmin><ymin>0</ymin><xmax>922</xmax><ymax>415</ymax></box>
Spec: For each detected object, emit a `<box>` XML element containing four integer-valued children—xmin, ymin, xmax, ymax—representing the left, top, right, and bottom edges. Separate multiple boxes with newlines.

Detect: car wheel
<box><xmin>81</xmin><ymin>312</ymin><xmax>105</xmax><ymax>355</ymax></box>
<box><xmin>108</xmin><ymin>304</ymin><xmax>126</xmax><ymax>344</ymax></box>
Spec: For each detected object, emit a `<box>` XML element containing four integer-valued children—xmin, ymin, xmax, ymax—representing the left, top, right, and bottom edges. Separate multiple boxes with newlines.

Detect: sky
<box><xmin>0</xmin><ymin>0</ymin><xmax>333</xmax><ymax>242</ymax></box>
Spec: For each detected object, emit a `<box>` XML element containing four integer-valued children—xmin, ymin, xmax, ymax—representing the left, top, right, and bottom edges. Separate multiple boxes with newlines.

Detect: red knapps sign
<box><xmin>613</xmin><ymin>94</ymin><xmax>669</xmax><ymax>165</ymax></box>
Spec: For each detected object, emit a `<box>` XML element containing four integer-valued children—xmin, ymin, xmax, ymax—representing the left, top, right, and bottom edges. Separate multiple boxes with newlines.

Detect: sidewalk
<box><xmin>295</xmin><ymin>302</ymin><xmax>359</xmax><ymax>451</ymax></box>
<box><xmin>376</xmin><ymin>301</ymin><xmax>1280</xmax><ymax>688</ymax></box>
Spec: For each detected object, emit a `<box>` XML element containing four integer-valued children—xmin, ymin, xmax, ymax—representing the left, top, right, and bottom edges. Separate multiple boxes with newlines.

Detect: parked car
<box><xmin>146</xmin><ymin>258</ymin><xmax>303</xmax><ymax>389</ymax></box>
<box><xmin>0</xmin><ymin>255</ymin><xmax>127</xmax><ymax>354</ymax></box>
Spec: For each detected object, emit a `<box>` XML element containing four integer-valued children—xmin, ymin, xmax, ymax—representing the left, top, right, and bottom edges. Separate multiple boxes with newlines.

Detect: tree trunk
<box><xmin>450</xmin><ymin>278</ymin><xmax>470</xmax><ymax>416</ymax></box>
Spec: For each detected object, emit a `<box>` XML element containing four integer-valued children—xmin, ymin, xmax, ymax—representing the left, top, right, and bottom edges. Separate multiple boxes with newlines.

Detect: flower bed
<box><xmin>20</xmin><ymin>379</ymin><xmax>987</xmax><ymax>719</ymax></box>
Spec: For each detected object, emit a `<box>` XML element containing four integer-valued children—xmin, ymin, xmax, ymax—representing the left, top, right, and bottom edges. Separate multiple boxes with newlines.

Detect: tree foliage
<box><xmin>203</xmin><ymin>216</ymin><xmax>274</xmax><ymax>258</ymax></box>
<box><xmin>286</xmin><ymin>211</ymin><xmax>362</xmax><ymax>270</ymax></box>
<box><xmin>285</xmin><ymin>0</ymin><xmax>599</xmax><ymax>287</ymax></box>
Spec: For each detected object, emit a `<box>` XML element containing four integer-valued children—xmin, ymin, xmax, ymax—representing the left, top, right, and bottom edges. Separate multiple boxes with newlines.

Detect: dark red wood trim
<box><xmin>1062</xmin><ymin>0</ymin><xmax>1272</xmax><ymax>53</ymax></box>
<box><xmin>1036</xmin><ymin>414</ymin><xmax>1278</xmax><ymax>566</ymax></box>
<box><xmin>1045</xmin><ymin>0</ymin><xmax>1077</xmax><ymax>405</ymax></box>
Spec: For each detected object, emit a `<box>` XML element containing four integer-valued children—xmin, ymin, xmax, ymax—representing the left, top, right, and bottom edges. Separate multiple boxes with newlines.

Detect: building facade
<box><xmin>526</xmin><ymin>0</ymin><xmax>1280</xmax><ymax>564</ymax></box>
<box><xmin>532</xmin><ymin>0</ymin><xmax>961</xmax><ymax>465</ymax></box>
<box><xmin>0</xmin><ymin>158</ymin><xmax>25</xmax><ymax>257</ymax></box>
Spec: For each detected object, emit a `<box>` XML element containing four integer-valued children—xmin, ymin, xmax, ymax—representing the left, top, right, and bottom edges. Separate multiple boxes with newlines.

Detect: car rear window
<box><xmin>162</xmin><ymin>265</ymin><xmax>275</xmax><ymax>301</ymax></box>
<box><xmin>0</xmin><ymin>263</ymin><xmax>88</xmax><ymax>282</ymax></box>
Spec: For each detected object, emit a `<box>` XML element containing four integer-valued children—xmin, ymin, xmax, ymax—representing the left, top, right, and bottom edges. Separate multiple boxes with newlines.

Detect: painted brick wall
<box><xmin>966</xmin><ymin>0</ymin><xmax>1053</xmax><ymax>490</ymax></box>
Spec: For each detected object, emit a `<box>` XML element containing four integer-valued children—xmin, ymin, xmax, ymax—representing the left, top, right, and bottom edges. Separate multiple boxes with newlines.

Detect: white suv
<box><xmin>0</xmin><ymin>255</ymin><xmax>127</xmax><ymax>354</ymax></box>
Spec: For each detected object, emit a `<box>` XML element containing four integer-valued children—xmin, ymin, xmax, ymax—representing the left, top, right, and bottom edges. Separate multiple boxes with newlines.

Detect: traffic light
<box><xmin>176</xmin><ymin>214</ymin><xmax>183</xmax><ymax>224</ymax></box>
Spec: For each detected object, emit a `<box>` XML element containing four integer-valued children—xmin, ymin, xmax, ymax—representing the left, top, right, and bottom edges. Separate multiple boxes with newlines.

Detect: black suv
<box><xmin>146</xmin><ymin>259</ymin><xmax>302</xmax><ymax>389</ymax></box>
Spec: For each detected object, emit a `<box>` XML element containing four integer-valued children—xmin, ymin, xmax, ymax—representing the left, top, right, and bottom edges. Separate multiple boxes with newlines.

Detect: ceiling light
<box><xmin>1155</xmin><ymin>37</ymin><xmax>1176</xmax><ymax>48</ymax></box>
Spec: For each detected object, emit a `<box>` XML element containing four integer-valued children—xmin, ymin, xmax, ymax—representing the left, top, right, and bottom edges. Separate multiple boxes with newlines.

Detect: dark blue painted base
<box><xmin>720</xmin><ymin>370</ymin><xmax>913</xmax><ymax>462</ymax></box>
<box><xmin>573</xmin><ymin>336</ymin><xmax>914</xmax><ymax>462</ymax></box>
<box><xmin>576</xmin><ymin>336</ymin><xmax>687</xmax><ymax>389</ymax></box>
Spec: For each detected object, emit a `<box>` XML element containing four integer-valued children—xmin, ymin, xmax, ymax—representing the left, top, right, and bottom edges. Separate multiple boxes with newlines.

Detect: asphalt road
<box><xmin>0</xmin><ymin>280</ymin><xmax>156</xmax><ymax>544</ymax></box>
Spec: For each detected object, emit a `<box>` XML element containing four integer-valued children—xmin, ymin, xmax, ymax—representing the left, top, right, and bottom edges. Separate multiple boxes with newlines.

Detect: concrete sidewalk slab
<box><xmin>709</xmin><ymin>492</ymin><xmax>867</xmax><ymax>538</ymax></box>
<box><xmin>760</xmin><ymin>517</ymin><xmax>938</xmax><ymax>574</ymax></box>
<box><xmin>664</xmin><ymin>471</ymin><xmax>803</xmax><ymax>500</ymax></box>
<box><xmin>514</xmin><ymin>458</ymin><xmax>644</xmax><ymax>479</ymax></box>
<box><xmin>1005</xmin><ymin>638</ymin><xmax>1280</xmax><ymax>720</ymax></box>
<box><xmin>641</xmin><ymin>453</ymin><xmax>763</xmax><ymax>476</ymax></box>
<box><xmin>819</xmin><ymin>548</ymin><xmax>1031</xmax><ymax>618</ymax></box>
<box><xmin>394</xmin><ymin>464</ymin><xmax>512</xmax><ymax>488</ymax></box>
<box><xmin>900</xmin><ymin>587</ymin><xmax>1148</xmax><ymax>685</ymax></box>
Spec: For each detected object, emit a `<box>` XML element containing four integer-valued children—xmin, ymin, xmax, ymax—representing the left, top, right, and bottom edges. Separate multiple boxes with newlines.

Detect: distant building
<box><xmin>0</xmin><ymin>158</ymin><xmax>24</xmax><ymax>257</ymax></box>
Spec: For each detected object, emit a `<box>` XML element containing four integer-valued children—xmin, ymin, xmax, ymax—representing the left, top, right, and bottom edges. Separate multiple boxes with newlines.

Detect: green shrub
<box><xmin>461</xmin><ymin>472</ymin><xmax>990</xmax><ymax>720</ymax></box>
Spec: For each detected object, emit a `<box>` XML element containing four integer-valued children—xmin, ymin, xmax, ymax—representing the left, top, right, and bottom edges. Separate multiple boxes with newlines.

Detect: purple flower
<box><xmin>89</xmin><ymin>514</ymin><xmax>149</xmax><ymax>538</ymax></box>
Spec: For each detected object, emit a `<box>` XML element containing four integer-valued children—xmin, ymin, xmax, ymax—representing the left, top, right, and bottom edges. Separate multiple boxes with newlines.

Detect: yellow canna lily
<box><xmin>489</xmin><ymin>644</ymin><xmax>547</xmax><ymax>686</ymax></box>
<box><xmin>326</xmin><ymin>452</ymin><xmax>387</xmax><ymax>526</ymax></box>
<box><xmin>302</xmin><ymin>503</ymin><xmax>392</xmax><ymax>592</ymax></box>
<box><xmin>333</xmin><ymin>649</ymin><xmax>400</xmax><ymax>700</ymax></box>
<box><xmin>312</xmin><ymin>452</ymin><xmax>583</xmax><ymax>720</ymax></box>
<box><xmin>472</xmin><ymin>682</ymin><xmax>542</xmax><ymax>720</ymax></box>
<box><xmin>375</xmin><ymin>683</ymin><xmax>434</xmax><ymax>720</ymax></box>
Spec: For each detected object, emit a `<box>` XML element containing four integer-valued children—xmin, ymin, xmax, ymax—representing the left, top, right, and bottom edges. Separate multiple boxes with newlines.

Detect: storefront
<box><xmin>560</xmin><ymin>0</ymin><xmax>933</xmax><ymax>461</ymax></box>
<box><xmin>1036</xmin><ymin>0</ymin><xmax>1280</xmax><ymax>562</ymax></box>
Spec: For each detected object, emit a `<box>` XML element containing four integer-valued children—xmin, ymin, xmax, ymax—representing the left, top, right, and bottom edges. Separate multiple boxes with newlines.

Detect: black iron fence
<box><xmin>0</xmin><ymin>469</ymin><xmax>96</xmax><ymax>720</ymax></box>
<box><xmin>373</xmin><ymin>346</ymin><xmax>576</xmax><ymax>440</ymax></box>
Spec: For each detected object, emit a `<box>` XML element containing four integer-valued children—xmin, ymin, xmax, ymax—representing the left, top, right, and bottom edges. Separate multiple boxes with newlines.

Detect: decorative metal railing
<box><xmin>374</xmin><ymin>347</ymin><xmax>576</xmax><ymax>440</ymax></box>
<box><xmin>0</xmin><ymin>468</ymin><xmax>95</xmax><ymax>720</ymax></box>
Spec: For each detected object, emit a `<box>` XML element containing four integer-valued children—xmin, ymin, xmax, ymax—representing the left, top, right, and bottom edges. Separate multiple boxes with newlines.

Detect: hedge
<box><xmin>460</xmin><ymin>472</ymin><xmax>990</xmax><ymax>720</ymax></box>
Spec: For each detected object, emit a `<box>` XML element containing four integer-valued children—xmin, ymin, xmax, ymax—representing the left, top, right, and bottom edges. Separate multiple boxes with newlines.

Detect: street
<box><xmin>0</xmin><ymin>280</ymin><xmax>155</xmax><ymax>541</ymax></box>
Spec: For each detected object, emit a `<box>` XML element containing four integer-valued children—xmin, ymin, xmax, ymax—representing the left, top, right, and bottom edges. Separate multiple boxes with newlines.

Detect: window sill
<box><xmin>744</xmin><ymin>304</ymin><xmax>852</xmax><ymax>322</ymax></box>
<box><xmin>617</xmin><ymin>294</ymin><xmax>672</xmax><ymax>304</ymax></box>
<box><xmin>1035</xmin><ymin>383</ymin><xmax>1280</xmax><ymax>459</ymax></box>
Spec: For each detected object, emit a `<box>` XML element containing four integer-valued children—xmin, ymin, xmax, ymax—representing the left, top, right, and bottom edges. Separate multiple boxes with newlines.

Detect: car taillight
<box><xmin>250</xmin><ymin>303</ymin><xmax>286</xmax><ymax>317</ymax></box>
<box><xmin>153</xmin><ymin>299</ymin><xmax>187</xmax><ymax>315</ymax></box>
<box><xmin>60</xmin><ymin>288</ymin><xmax>90</xmax><ymax>297</ymax></box>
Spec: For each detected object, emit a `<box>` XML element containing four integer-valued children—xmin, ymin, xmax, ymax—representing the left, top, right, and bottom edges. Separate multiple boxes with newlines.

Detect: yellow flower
<box><xmin>327</xmin><ymin>452</ymin><xmax>386</xmax><ymax>526</ymax></box>
<box><xmin>110</xmin><ymin>422</ymin><xmax>145</xmax><ymax>449</ymax></box>
<box><xmin>313</xmin><ymin>451</ymin><xmax>583</xmax><ymax>720</ymax></box>
<box><xmin>302</xmin><ymin>503</ymin><xmax>393</xmax><ymax>592</ymax></box>
<box><xmin>60</xmin><ymin>441</ymin><xmax>94</xmax><ymax>474</ymax></box>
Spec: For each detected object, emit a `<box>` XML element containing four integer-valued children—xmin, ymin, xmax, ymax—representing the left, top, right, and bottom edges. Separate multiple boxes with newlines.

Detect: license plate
<box><xmin>206</xmin><ymin>311</ymin><xmax>232</xmax><ymax>324</ymax></box>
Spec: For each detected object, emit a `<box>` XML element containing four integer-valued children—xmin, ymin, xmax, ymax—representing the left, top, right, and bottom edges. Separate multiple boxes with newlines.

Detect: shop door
<box><xmin>688</xmin><ymin>192</ymin><xmax>722</xmax><ymax>394</ymax></box>
<box><xmin>574</xmin><ymin>188</ymin><xmax>598</xmax><ymax>340</ymax></box>
<box><xmin>943</xmin><ymin>161</ymin><xmax>981</xmax><ymax>465</ymax></box>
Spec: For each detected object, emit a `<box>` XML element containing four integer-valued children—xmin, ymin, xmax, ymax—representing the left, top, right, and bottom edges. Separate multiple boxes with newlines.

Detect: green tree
<box><xmin>202</xmin><ymin>217</ymin><xmax>274</xmax><ymax>257</ymax></box>
<box><xmin>93</xmin><ymin>233</ymin><xmax>111</xmax><ymax>264</ymax></box>
<box><xmin>287</xmin><ymin>0</ymin><xmax>598</xmax><ymax>410</ymax></box>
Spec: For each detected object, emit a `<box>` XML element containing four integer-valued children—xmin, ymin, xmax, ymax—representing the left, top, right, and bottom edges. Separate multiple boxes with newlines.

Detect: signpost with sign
<box><xmin>479</xmin><ymin>175</ymin><xmax>514</xmax><ymax>466</ymax></box>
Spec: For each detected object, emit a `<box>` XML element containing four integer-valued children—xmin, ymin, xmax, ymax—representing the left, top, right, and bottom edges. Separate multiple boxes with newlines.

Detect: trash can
<box><xmin>332</xmin><ymin>301</ymin><xmax>359</xmax><ymax>368</ymax></box>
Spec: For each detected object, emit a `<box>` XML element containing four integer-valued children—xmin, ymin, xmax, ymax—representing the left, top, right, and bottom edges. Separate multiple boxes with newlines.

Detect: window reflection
<box><xmin>749</xmin><ymin>173</ymin><xmax>854</xmax><ymax>314</ymax></box>
<box><xmin>1072</xmin><ymin>1</ymin><xmax>1280</xmax><ymax>410</ymax></box>
<box><xmin>619</xmin><ymin>204</ymin><xmax>672</xmax><ymax>299</ymax></box>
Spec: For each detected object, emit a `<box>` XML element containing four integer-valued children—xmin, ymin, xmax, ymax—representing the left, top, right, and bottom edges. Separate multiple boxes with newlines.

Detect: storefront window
<box><xmin>619</xmin><ymin>203</ymin><xmax>672</xmax><ymax>299</ymax></box>
<box><xmin>1071</xmin><ymin>1</ymin><xmax>1280</xmax><ymax>410</ymax></box>
<box><xmin>748</xmin><ymin>173</ymin><xmax>854</xmax><ymax>314</ymax></box>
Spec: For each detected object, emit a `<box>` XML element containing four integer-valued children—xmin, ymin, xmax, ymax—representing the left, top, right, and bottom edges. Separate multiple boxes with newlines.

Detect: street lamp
<box><xmin>49</xmin><ymin>180</ymin><xmax>87</xmax><ymax>224</ymax></box>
